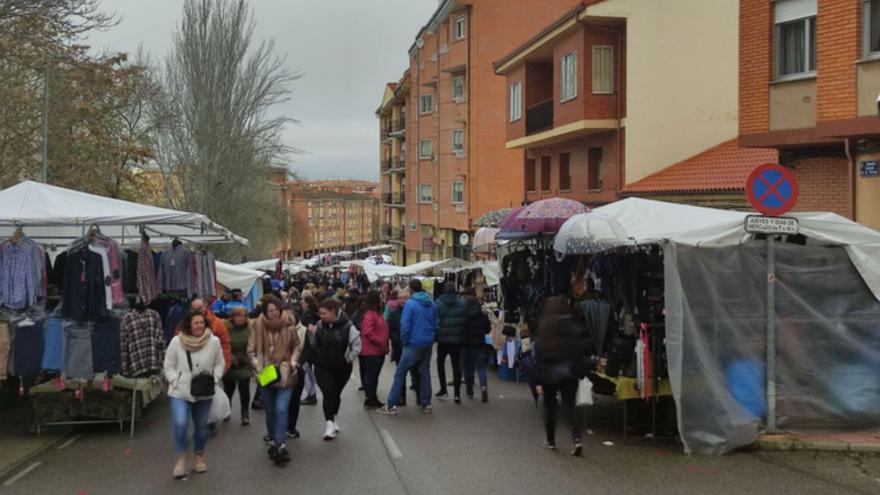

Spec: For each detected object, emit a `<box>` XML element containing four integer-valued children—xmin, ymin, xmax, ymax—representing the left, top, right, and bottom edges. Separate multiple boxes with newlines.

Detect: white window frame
<box><xmin>452</xmin><ymin>75</ymin><xmax>465</xmax><ymax>102</ymax></box>
<box><xmin>419</xmin><ymin>139</ymin><xmax>433</xmax><ymax>160</ymax></box>
<box><xmin>592</xmin><ymin>45</ymin><xmax>614</xmax><ymax>95</ymax></box>
<box><xmin>864</xmin><ymin>0</ymin><xmax>880</xmax><ymax>57</ymax></box>
<box><xmin>773</xmin><ymin>0</ymin><xmax>817</xmax><ymax>79</ymax></box>
<box><xmin>451</xmin><ymin>181</ymin><xmax>464</xmax><ymax>204</ymax></box>
<box><xmin>560</xmin><ymin>51</ymin><xmax>578</xmax><ymax>102</ymax></box>
<box><xmin>419</xmin><ymin>184</ymin><xmax>433</xmax><ymax>203</ymax></box>
<box><xmin>454</xmin><ymin>15</ymin><xmax>466</xmax><ymax>41</ymax></box>
<box><xmin>509</xmin><ymin>81</ymin><xmax>522</xmax><ymax>122</ymax></box>
<box><xmin>452</xmin><ymin>129</ymin><xmax>464</xmax><ymax>154</ymax></box>
<box><xmin>419</xmin><ymin>94</ymin><xmax>434</xmax><ymax>114</ymax></box>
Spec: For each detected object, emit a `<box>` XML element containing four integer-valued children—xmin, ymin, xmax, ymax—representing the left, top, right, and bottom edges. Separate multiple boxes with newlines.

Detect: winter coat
<box><xmin>163</xmin><ymin>334</ymin><xmax>224</xmax><ymax>402</ymax></box>
<box><xmin>176</xmin><ymin>310</ymin><xmax>232</xmax><ymax>372</ymax></box>
<box><xmin>533</xmin><ymin>313</ymin><xmax>591</xmax><ymax>385</ymax></box>
<box><xmin>435</xmin><ymin>293</ymin><xmax>468</xmax><ymax>345</ymax></box>
<box><xmin>224</xmin><ymin>320</ymin><xmax>252</xmax><ymax>381</ymax></box>
<box><xmin>247</xmin><ymin>313</ymin><xmax>302</xmax><ymax>389</ymax></box>
<box><xmin>359</xmin><ymin>309</ymin><xmax>390</xmax><ymax>357</ymax></box>
<box><xmin>401</xmin><ymin>292</ymin><xmax>437</xmax><ymax>347</ymax></box>
<box><xmin>305</xmin><ymin>313</ymin><xmax>361</xmax><ymax>370</ymax></box>
<box><xmin>386</xmin><ymin>301</ymin><xmax>403</xmax><ymax>363</ymax></box>
<box><xmin>463</xmin><ymin>297</ymin><xmax>491</xmax><ymax>348</ymax></box>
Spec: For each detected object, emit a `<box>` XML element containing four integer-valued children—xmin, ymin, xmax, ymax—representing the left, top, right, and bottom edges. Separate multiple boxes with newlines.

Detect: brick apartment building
<box><xmin>397</xmin><ymin>0</ymin><xmax>580</xmax><ymax>263</ymax></box>
<box><xmin>278</xmin><ymin>180</ymin><xmax>379</xmax><ymax>258</ymax></box>
<box><xmin>377</xmin><ymin>72</ymin><xmax>410</xmax><ymax>265</ymax></box>
<box><xmin>494</xmin><ymin>0</ymin><xmax>741</xmax><ymax>207</ymax></box>
<box><xmin>740</xmin><ymin>0</ymin><xmax>880</xmax><ymax>229</ymax></box>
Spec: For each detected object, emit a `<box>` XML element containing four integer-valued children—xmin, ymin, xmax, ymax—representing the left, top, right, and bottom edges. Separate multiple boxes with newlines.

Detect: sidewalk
<box><xmin>756</xmin><ymin>430</ymin><xmax>880</xmax><ymax>452</ymax></box>
<box><xmin>0</xmin><ymin>404</ymin><xmax>64</xmax><ymax>479</ymax></box>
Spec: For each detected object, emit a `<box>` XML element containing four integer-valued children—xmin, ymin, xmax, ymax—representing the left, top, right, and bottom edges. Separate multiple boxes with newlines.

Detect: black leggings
<box><xmin>542</xmin><ymin>378</ymin><xmax>582</xmax><ymax>444</ymax></box>
<box><xmin>222</xmin><ymin>377</ymin><xmax>251</xmax><ymax>419</ymax></box>
<box><xmin>287</xmin><ymin>366</ymin><xmax>306</xmax><ymax>432</ymax></box>
<box><xmin>315</xmin><ymin>364</ymin><xmax>353</xmax><ymax>421</ymax></box>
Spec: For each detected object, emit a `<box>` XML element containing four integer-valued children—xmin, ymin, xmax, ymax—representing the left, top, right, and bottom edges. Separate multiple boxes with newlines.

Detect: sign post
<box><xmin>745</xmin><ymin>163</ymin><xmax>799</xmax><ymax>434</ymax></box>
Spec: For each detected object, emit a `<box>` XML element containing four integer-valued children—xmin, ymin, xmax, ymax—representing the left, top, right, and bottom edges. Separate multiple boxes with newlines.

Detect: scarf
<box><xmin>251</xmin><ymin>313</ymin><xmax>296</xmax><ymax>365</ymax></box>
<box><xmin>179</xmin><ymin>330</ymin><xmax>212</xmax><ymax>352</ymax></box>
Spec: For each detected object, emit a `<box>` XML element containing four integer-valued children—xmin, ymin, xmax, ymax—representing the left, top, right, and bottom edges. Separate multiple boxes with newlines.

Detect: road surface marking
<box><xmin>380</xmin><ymin>429</ymin><xmax>403</xmax><ymax>459</ymax></box>
<box><xmin>3</xmin><ymin>462</ymin><xmax>41</xmax><ymax>486</ymax></box>
<box><xmin>57</xmin><ymin>433</ymin><xmax>85</xmax><ymax>450</ymax></box>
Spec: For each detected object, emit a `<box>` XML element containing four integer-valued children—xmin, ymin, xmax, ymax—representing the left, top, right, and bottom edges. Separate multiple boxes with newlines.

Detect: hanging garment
<box><xmin>578</xmin><ymin>299</ymin><xmax>612</xmax><ymax>356</ymax></box>
<box><xmin>158</xmin><ymin>245</ymin><xmax>194</xmax><ymax>294</ymax></box>
<box><xmin>0</xmin><ymin>240</ymin><xmax>37</xmax><ymax>310</ymax></box>
<box><xmin>120</xmin><ymin>309</ymin><xmax>165</xmax><ymax>377</ymax></box>
<box><xmin>194</xmin><ymin>251</ymin><xmax>217</xmax><ymax>298</ymax></box>
<box><xmin>123</xmin><ymin>249</ymin><xmax>138</xmax><ymax>295</ymax></box>
<box><xmin>64</xmin><ymin>322</ymin><xmax>94</xmax><ymax>379</ymax></box>
<box><xmin>93</xmin><ymin>236</ymin><xmax>124</xmax><ymax>305</ymax></box>
<box><xmin>12</xmin><ymin>319</ymin><xmax>43</xmax><ymax>379</ymax></box>
<box><xmin>88</xmin><ymin>244</ymin><xmax>113</xmax><ymax>311</ymax></box>
<box><xmin>164</xmin><ymin>303</ymin><xmax>187</xmax><ymax>345</ymax></box>
<box><xmin>0</xmin><ymin>321</ymin><xmax>10</xmax><ymax>380</ymax></box>
<box><xmin>62</xmin><ymin>246</ymin><xmax>107</xmax><ymax>321</ymax></box>
<box><xmin>41</xmin><ymin>317</ymin><xmax>66</xmax><ymax>373</ymax></box>
<box><xmin>137</xmin><ymin>239</ymin><xmax>159</xmax><ymax>305</ymax></box>
<box><xmin>92</xmin><ymin>316</ymin><xmax>121</xmax><ymax>375</ymax></box>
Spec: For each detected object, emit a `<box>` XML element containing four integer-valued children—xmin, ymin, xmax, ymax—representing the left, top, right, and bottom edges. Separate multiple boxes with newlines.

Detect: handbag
<box><xmin>258</xmin><ymin>363</ymin><xmax>280</xmax><ymax>387</ymax></box>
<box><xmin>576</xmin><ymin>377</ymin><xmax>594</xmax><ymax>406</ymax></box>
<box><xmin>186</xmin><ymin>351</ymin><xmax>215</xmax><ymax>398</ymax></box>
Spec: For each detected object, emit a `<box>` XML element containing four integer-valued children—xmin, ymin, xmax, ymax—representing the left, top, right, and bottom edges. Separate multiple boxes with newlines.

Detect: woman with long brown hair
<box><xmin>164</xmin><ymin>310</ymin><xmax>225</xmax><ymax>479</ymax></box>
<box><xmin>247</xmin><ymin>297</ymin><xmax>301</xmax><ymax>465</ymax></box>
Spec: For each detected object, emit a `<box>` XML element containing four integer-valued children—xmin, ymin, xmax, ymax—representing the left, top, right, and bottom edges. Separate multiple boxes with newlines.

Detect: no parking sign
<box><xmin>745</xmin><ymin>164</ymin><xmax>799</xmax><ymax>217</ymax></box>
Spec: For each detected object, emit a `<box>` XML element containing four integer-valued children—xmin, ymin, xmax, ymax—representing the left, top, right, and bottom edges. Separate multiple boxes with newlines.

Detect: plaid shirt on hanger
<box><xmin>120</xmin><ymin>309</ymin><xmax>165</xmax><ymax>377</ymax></box>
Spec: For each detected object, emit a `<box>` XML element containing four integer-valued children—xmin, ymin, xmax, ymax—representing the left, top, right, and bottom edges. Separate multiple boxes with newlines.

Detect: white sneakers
<box><xmin>323</xmin><ymin>420</ymin><xmax>337</xmax><ymax>441</ymax></box>
<box><xmin>332</xmin><ymin>420</ymin><xmax>340</xmax><ymax>433</ymax></box>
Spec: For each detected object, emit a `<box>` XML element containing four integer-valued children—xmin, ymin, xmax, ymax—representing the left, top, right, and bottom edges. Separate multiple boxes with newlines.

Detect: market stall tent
<box><xmin>554</xmin><ymin>198</ymin><xmax>880</xmax><ymax>455</ymax></box>
<box><xmin>216</xmin><ymin>261</ymin><xmax>264</xmax><ymax>296</ymax></box>
<box><xmin>0</xmin><ymin>181</ymin><xmax>247</xmax><ymax>247</ymax></box>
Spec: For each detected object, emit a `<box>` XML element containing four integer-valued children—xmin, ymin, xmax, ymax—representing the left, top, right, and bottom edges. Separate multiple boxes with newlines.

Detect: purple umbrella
<box><xmin>503</xmin><ymin>198</ymin><xmax>587</xmax><ymax>235</ymax></box>
<box><xmin>497</xmin><ymin>206</ymin><xmax>525</xmax><ymax>232</ymax></box>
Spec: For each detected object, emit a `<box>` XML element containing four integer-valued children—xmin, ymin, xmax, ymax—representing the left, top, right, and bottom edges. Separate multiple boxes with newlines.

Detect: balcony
<box><xmin>393</xmin><ymin>226</ymin><xmax>405</xmax><ymax>241</ymax></box>
<box><xmin>383</xmin><ymin>192</ymin><xmax>406</xmax><ymax>206</ymax></box>
<box><xmin>381</xmin><ymin>158</ymin><xmax>392</xmax><ymax>173</ymax></box>
<box><xmin>390</xmin><ymin>118</ymin><xmax>406</xmax><ymax>137</ymax></box>
<box><xmin>381</xmin><ymin>224</ymin><xmax>392</xmax><ymax>239</ymax></box>
<box><xmin>526</xmin><ymin>99</ymin><xmax>553</xmax><ymax>135</ymax></box>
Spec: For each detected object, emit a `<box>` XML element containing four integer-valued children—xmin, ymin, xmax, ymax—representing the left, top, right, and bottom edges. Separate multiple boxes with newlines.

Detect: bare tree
<box><xmin>156</xmin><ymin>0</ymin><xmax>300</xmax><ymax>259</ymax></box>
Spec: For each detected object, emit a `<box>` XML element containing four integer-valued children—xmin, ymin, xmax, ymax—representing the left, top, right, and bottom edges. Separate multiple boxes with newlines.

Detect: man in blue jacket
<box><xmin>378</xmin><ymin>279</ymin><xmax>438</xmax><ymax>415</ymax></box>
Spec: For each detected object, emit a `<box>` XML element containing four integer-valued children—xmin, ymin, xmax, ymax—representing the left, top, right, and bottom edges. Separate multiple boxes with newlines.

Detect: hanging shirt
<box><xmin>88</xmin><ymin>244</ymin><xmax>113</xmax><ymax>311</ymax></box>
<box><xmin>61</xmin><ymin>247</ymin><xmax>107</xmax><ymax>321</ymax></box>
<box><xmin>159</xmin><ymin>245</ymin><xmax>194</xmax><ymax>294</ymax></box>
<box><xmin>0</xmin><ymin>240</ymin><xmax>36</xmax><ymax>310</ymax></box>
<box><xmin>137</xmin><ymin>240</ymin><xmax>159</xmax><ymax>305</ymax></box>
<box><xmin>94</xmin><ymin>237</ymin><xmax>123</xmax><ymax>305</ymax></box>
<box><xmin>120</xmin><ymin>309</ymin><xmax>165</xmax><ymax>377</ymax></box>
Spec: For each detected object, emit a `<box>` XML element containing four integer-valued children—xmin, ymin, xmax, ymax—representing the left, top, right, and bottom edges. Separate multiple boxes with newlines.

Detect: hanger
<box><xmin>10</xmin><ymin>226</ymin><xmax>24</xmax><ymax>244</ymax></box>
<box><xmin>171</xmin><ymin>237</ymin><xmax>182</xmax><ymax>249</ymax></box>
<box><xmin>140</xmin><ymin>226</ymin><xmax>150</xmax><ymax>243</ymax></box>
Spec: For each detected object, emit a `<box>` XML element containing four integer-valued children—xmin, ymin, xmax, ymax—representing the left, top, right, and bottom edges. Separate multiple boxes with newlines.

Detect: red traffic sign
<box><xmin>745</xmin><ymin>164</ymin><xmax>799</xmax><ymax>216</ymax></box>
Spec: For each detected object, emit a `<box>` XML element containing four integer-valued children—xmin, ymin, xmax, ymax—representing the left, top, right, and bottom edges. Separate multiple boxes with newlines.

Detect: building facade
<box><xmin>495</xmin><ymin>0</ymin><xmax>740</xmax><ymax>207</ymax></box>
<box><xmin>284</xmin><ymin>181</ymin><xmax>379</xmax><ymax>258</ymax></box>
<box><xmin>401</xmin><ymin>0</ymin><xmax>580</xmax><ymax>263</ymax></box>
<box><xmin>740</xmin><ymin>0</ymin><xmax>880</xmax><ymax>229</ymax></box>
<box><xmin>377</xmin><ymin>73</ymin><xmax>409</xmax><ymax>265</ymax></box>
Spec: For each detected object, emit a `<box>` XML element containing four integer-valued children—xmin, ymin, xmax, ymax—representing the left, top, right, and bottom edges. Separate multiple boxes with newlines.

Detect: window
<box><xmin>865</xmin><ymin>0</ymin><xmax>880</xmax><ymax>56</ymax></box>
<box><xmin>419</xmin><ymin>94</ymin><xmax>433</xmax><ymax>114</ymax></box>
<box><xmin>592</xmin><ymin>46</ymin><xmax>614</xmax><ymax>94</ymax></box>
<box><xmin>454</xmin><ymin>15</ymin><xmax>466</xmax><ymax>40</ymax></box>
<box><xmin>525</xmin><ymin>159</ymin><xmax>536</xmax><ymax>192</ymax></box>
<box><xmin>559</xmin><ymin>153</ymin><xmax>571</xmax><ymax>191</ymax></box>
<box><xmin>588</xmin><ymin>147</ymin><xmax>603</xmax><ymax>190</ymax></box>
<box><xmin>774</xmin><ymin>0</ymin><xmax>816</xmax><ymax>78</ymax></box>
<box><xmin>419</xmin><ymin>139</ymin><xmax>433</xmax><ymax>159</ymax></box>
<box><xmin>452</xmin><ymin>75</ymin><xmax>465</xmax><ymax>101</ymax></box>
<box><xmin>419</xmin><ymin>184</ymin><xmax>433</xmax><ymax>203</ymax></box>
<box><xmin>452</xmin><ymin>181</ymin><xmax>464</xmax><ymax>204</ymax></box>
<box><xmin>509</xmin><ymin>81</ymin><xmax>522</xmax><ymax>122</ymax></box>
<box><xmin>540</xmin><ymin>156</ymin><xmax>552</xmax><ymax>191</ymax></box>
<box><xmin>452</xmin><ymin>129</ymin><xmax>464</xmax><ymax>153</ymax></box>
<box><xmin>560</xmin><ymin>51</ymin><xmax>578</xmax><ymax>102</ymax></box>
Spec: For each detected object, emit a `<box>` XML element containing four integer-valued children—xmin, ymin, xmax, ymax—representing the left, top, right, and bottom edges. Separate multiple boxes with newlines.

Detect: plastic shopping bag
<box><xmin>208</xmin><ymin>386</ymin><xmax>231</xmax><ymax>423</ymax></box>
<box><xmin>576</xmin><ymin>377</ymin><xmax>594</xmax><ymax>406</ymax></box>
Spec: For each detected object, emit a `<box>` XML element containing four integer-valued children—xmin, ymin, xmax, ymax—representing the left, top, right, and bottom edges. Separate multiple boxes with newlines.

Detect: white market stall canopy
<box><xmin>362</xmin><ymin>258</ymin><xmax>471</xmax><ymax>282</ymax></box>
<box><xmin>442</xmin><ymin>260</ymin><xmax>501</xmax><ymax>287</ymax></box>
<box><xmin>215</xmin><ymin>261</ymin><xmax>264</xmax><ymax>296</ymax></box>
<box><xmin>0</xmin><ymin>181</ymin><xmax>247</xmax><ymax>247</ymax></box>
<box><xmin>239</xmin><ymin>259</ymin><xmax>281</xmax><ymax>271</ymax></box>
<box><xmin>554</xmin><ymin>197</ymin><xmax>880</xmax><ymax>301</ymax></box>
<box><xmin>357</xmin><ymin>244</ymin><xmax>393</xmax><ymax>254</ymax></box>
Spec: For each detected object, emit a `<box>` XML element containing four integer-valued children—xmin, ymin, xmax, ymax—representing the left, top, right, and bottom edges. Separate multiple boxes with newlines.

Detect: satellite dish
<box><xmin>459</xmin><ymin>233</ymin><xmax>470</xmax><ymax>246</ymax></box>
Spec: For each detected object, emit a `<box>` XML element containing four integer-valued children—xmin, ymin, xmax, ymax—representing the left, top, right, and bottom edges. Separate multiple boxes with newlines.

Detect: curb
<box><xmin>0</xmin><ymin>433</ymin><xmax>68</xmax><ymax>482</ymax></box>
<box><xmin>755</xmin><ymin>435</ymin><xmax>880</xmax><ymax>453</ymax></box>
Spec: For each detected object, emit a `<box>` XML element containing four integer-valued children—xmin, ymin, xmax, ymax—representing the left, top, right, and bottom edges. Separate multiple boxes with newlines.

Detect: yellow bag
<box><xmin>258</xmin><ymin>364</ymin><xmax>279</xmax><ymax>387</ymax></box>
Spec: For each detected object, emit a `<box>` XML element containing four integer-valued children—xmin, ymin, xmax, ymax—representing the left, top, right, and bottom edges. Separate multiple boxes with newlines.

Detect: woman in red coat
<box><xmin>359</xmin><ymin>289</ymin><xmax>389</xmax><ymax>408</ymax></box>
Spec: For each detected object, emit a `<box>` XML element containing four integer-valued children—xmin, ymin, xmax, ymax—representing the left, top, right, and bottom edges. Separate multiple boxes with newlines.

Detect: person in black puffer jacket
<box><xmin>434</xmin><ymin>284</ymin><xmax>468</xmax><ymax>402</ymax></box>
<box><xmin>461</xmin><ymin>289</ymin><xmax>491</xmax><ymax>402</ymax></box>
<box><xmin>534</xmin><ymin>296</ymin><xmax>591</xmax><ymax>457</ymax></box>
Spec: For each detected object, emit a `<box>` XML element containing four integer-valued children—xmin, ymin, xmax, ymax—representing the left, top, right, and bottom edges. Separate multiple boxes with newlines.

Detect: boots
<box><xmin>173</xmin><ymin>455</ymin><xmax>187</xmax><ymax>479</ymax></box>
<box><xmin>481</xmin><ymin>387</ymin><xmax>489</xmax><ymax>403</ymax></box>
<box><xmin>193</xmin><ymin>453</ymin><xmax>207</xmax><ymax>474</ymax></box>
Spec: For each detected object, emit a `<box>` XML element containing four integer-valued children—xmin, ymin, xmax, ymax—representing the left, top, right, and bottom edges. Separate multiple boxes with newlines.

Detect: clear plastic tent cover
<box><xmin>665</xmin><ymin>242</ymin><xmax>880</xmax><ymax>455</ymax></box>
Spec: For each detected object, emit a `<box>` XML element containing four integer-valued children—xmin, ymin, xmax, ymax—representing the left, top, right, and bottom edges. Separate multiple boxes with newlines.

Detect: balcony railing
<box><xmin>381</xmin><ymin>158</ymin><xmax>392</xmax><ymax>171</ymax></box>
<box><xmin>381</xmin><ymin>224</ymin><xmax>392</xmax><ymax>239</ymax></box>
<box><xmin>382</xmin><ymin>192</ymin><xmax>392</xmax><ymax>204</ymax></box>
<box><xmin>382</xmin><ymin>192</ymin><xmax>406</xmax><ymax>205</ymax></box>
<box><xmin>526</xmin><ymin>98</ymin><xmax>553</xmax><ymax>135</ymax></box>
<box><xmin>393</xmin><ymin>227</ymin><xmax>405</xmax><ymax>241</ymax></box>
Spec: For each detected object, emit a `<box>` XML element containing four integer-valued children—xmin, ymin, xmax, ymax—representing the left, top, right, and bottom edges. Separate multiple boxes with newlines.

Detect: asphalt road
<box><xmin>3</xmin><ymin>359</ymin><xmax>880</xmax><ymax>495</ymax></box>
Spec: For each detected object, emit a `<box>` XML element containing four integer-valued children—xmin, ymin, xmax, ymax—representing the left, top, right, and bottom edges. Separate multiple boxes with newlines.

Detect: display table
<box><xmin>594</xmin><ymin>373</ymin><xmax>675</xmax><ymax>440</ymax></box>
<box><xmin>31</xmin><ymin>375</ymin><xmax>163</xmax><ymax>438</ymax></box>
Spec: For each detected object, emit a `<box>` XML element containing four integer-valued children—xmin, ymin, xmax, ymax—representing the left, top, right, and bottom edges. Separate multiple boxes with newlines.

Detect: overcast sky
<box><xmin>87</xmin><ymin>0</ymin><xmax>439</xmax><ymax>181</ymax></box>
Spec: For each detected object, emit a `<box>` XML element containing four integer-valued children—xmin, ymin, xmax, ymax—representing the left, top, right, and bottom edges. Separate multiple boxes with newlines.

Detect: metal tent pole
<box><xmin>766</xmin><ymin>236</ymin><xmax>777</xmax><ymax>432</ymax></box>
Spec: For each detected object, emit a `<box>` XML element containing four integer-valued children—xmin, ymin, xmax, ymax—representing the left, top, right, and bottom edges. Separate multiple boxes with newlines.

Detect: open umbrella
<box><xmin>553</xmin><ymin>212</ymin><xmax>631</xmax><ymax>255</ymax></box>
<box><xmin>496</xmin><ymin>207</ymin><xmax>535</xmax><ymax>241</ymax></box>
<box><xmin>473</xmin><ymin>227</ymin><xmax>500</xmax><ymax>254</ymax></box>
<box><xmin>474</xmin><ymin>208</ymin><xmax>513</xmax><ymax>228</ymax></box>
<box><xmin>499</xmin><ymin>198</ymin><xmax>587</xmax><ymax>238</ymax></box>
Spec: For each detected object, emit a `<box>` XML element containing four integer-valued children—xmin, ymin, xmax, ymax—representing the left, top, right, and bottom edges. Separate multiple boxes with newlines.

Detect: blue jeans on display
<box><xmin>463</xmin><ymin>347</ymin><xmax>488</xmax><ymax>395</ymax></box>
<box><xmin>261</xmin><ymin>386</ymin><xmax>294</xmax><ymax>445</ymax></box>
<box><xmin>170</xmin><ymin>397</ymin><xmax>212</xmax><ymax>455</ymax></box>
<box><xmin>386</xmin><ymin>345</ymin><xmax>433</xmax><ymax>407</ymax></box>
